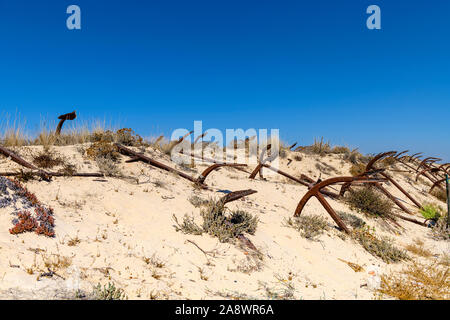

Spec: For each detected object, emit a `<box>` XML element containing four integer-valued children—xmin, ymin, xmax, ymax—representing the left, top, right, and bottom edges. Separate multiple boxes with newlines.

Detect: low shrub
<box><xmin>431</xmin><ymin>213</ymin><xmax>450</xmax><ymax>241</ymax></box>
<box><xmin>285</xmin><ymin>215</ymin><xmax>329</xmax><ymax>241</ymax></box>
<box><xmin>32</xmin><ymin>150</ymin><xmax>65</xmax><ymax>169</ymax></box>
<box><xmin>419</xmin><ymin>203</ymin><xmax>442</xmax><ymax>221</ymax></box>
<box><xmin>173</xmin><ymin>200</ymin><xmax>258</xmax><ymax>243</ymax></box>
<box><xmin>337</xmin><ymin>211</ymin><xmax>366</xmax><ymax>229</ymax></box>
<box><xmin>93</xmin><ymin>282</ymin><xmax>127</xmax><ymax>300</ymax></box>
<box><xmin>172</xmin><ymin>214</ymin><xmax>204</xmax><ymax>235</ymax></box>
<box><xmin>349</xmin><ymin>163</ymin><xmax>366</xmax><ymax>176</ymax></box>
<box><xmin>96</xmin><ymin>157</ymin><xmax>121</xmax><ymax>177</ymax></box>
<box><xmin>345</xmin><ymin>186</ymin><xmax>393</xmax><ymax>217</ymax></box>
<box><xmin>331</xmin><ymin>146</ymin><xmax>350</xmax><ymax>154</ymax></box>
<box><xmin>352</xmin><ymin>227</ymin><xmax>408</xmax><ymax>263</ymax></box>
<box><xmin>201</xmin><ymin>201</ymin><xmax>258</xmax><ymax>243</ymax></box>
<box><xmin>343</xmin><ymin>149</ymin><xmax>363</xmax><ymax>164</ymax></box>
<box><xmin>86</xmin><ymin>141</ymin><xmax>120</xmax><ymax>162</ymax></box>
<box><xmin>114</xmin><ymin>128</ymin><xmax>143</xmax><ymax>147</ymax></box>
<box><xmin>188</xmin><ymin>195</ymin><xmax>210</xmax><ymax>208</ymax></box>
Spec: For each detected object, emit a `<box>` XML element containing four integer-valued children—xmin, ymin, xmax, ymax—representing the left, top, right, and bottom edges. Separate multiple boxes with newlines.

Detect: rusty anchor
<box><xmin>340</xmin><ymin>151</ymin><xmax>422</xmax><ymax>213</ymax></box>
<box><xmin>55</xmin><ymin>111</ymin><xmax>76</xmax><ymax>135</ymax></box>
<box><xmin>117</xmin><ymin>143</ymin><xmax>248</xmax><ymax>188</ymax></box>
<box><xmin>294</xmin><ymin>176</ymin><xmax>384</xmax><ymax>233</ymax></box>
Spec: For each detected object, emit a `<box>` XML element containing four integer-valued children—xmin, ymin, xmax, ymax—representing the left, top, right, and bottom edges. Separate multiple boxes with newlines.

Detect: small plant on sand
<box><xmin>114</xmin><ymin>128</ymin><xmax>143</xmax><ymax>147</ymax></box>
<box><xmin>142</xmin><ymin>253</ymin><xmax>166</xmax><ymax>268</ymax></box>
<box><xmin>430</xmin><ymin>213</ymin><xmax>450</xmax><ymax>241</ymax></box>
<box><xmin>201</xmin><ymin>202</ymin><xmax>258</xmax><ymax>243</ymax></box>
<box><xmin>345</xmin><ymin>186</ymin><xmax>393</xmax><ymax>217</ymax></box>
<box><xmin>6</xmin><ymin>178</ymin><xmax>56</xmax><ymax>237</ymax></box>
<box><xmin>93</xmin><ymin>282</ymin><xmax>127</xmax><ymax>300</ymax></box>
<box><xmin>337</xmin><ymin>211</ymin><xmax>366</xmax><ymax>229</ymax></box>
<box><xmin>349</xmin><ymin>163</ymin><xmax>366</xmax><ymax>176</ymax></box>
<box><xmin>352</xmin><ymin>227</ymin><xmax>408</xmax><ymax>263</ymax></box>
<box><xmin>32</xmin><ymin>149</ymin><xmax>65</xmax><ymax>169</ymax></box>
<box><xmin>67</xmin><ymin>234</ymin><xmax>81</xmax><ymax>247</ymax></box>
<box><xmin>405</xmin><ymin>239</ymin><xmax>432</xmax><ymax>258</ymax></box>
<box><xmin>172</xmin><ymin>214</ymin><xmax>204</xmax><ymax>235</ymax></box>
<box><xmin>284</xmin><ymin>215</ymin><xmax>329</xmax><ymax>241</ymax></box>
<box><xmin>173</xmin><ymin>200</ymin><xmax>258</xmax><ymax>243</ymax></box>
<box><xmin>378</xmin><ymin>262</ymin><xmax>449</xmax><ymax>300</ymax></box>
<box><xmin>41</xmin><ymin>252</ymin><xmax>72</xmax><ymax>272</ymax></box>
<box><xmin>86</xmin><ymin>140</ymin><xmax>120</xmax><ymax>162</ymax></box>
<box><xmin>419</xmin><ymin>203</ymin><xmax>441</xmax><ymax>221</ymax></box>
<box><xmin>188</xmin><ymin>195</ymin><xmax>209</xmax><ymax>208</ymax></box>
<box><xmin>96</xmin><ymin>157</ymin><xmax>121</xmax><ymax>177</ymax></box>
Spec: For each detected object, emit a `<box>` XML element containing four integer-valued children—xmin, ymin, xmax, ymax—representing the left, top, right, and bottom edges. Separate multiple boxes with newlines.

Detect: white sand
<box><xmin>0</xmin><ymin>145</ymin><xmax>448</xmax><ymax>299</ymax></box>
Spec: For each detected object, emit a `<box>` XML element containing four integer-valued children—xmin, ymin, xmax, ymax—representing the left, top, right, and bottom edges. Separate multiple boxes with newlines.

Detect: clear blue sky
<box><xmin>1</xmin><ymin>0</ymin><xmax>449</xmax><ymax>160</ymax></box>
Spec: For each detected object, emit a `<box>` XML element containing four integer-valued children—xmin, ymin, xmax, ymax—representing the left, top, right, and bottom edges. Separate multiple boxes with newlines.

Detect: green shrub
<box><xmin>93</xmin><ymin>282</ymin><xmax>127</xmax><ymax>300</ymax></box>
<box><xmin>345</xmin><ymin>186</ymin><xmax>393</xmax><ymax>217</ymax></box>
<box><xmin>419</xmin><ymin>203</ymin><xmax>441</xmax><ymax>220</ymax></box>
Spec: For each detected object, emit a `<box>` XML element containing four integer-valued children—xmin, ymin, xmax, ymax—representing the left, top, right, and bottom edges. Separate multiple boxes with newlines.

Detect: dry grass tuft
<box><xmin>349</xmin><ymin>163</ymin><xmax>366</xmax><ymax>176</ymax></box>
<box><xmin>285</xmin><ymin>215</ymin><xmax>329</xmax><ymax>241</ymax></box>
<box><xmin>86</xmin><ymin>141</ymin><xmax>120</xmax><ymax>161</ymax></box>
<box><xmin>343</xmin><ymin>149</ymin><xmax>363</xmax><ymax>164</ymax></box>
<box><xmin>431</xmin><ymin>213</ymin><xmax>450</xmax><ymax>241</ymax></box>
<box><xmin>96</xmin><ymin>157</ymin><xmax>122</xmax><ymax>177</ymax></box>
<box><xmin>352</xmin><ymin>227</ymin><xmax>408</xmax><ymax>263</ymax></box>
<box><xmin>32</xmin><ymin>149</ymin><xmax>65</xmax><ymax>169</ymax></box>
<box><xmin>431</xmin><ymin>189</ymin><xmax>447</xmax><ymax>203</ymax></box>
<box><xmin>302</xmin><ymin>137</ymin><xmax>331</xmax><ymax>156</ymax></box>
<box><xmin>405</xmin><ymin>239</ymin><xmax>432</xmax><ymax>258</ymax></box>
<box><xmin>378</xmin><ymin>262</ymin><xmax>449</xmax><ymax>300</ymax></box>
<box><xmin>331</xmin><ymin>146</ymin><xmax>350</xmax><ymax>154</ymax></box>
<box><xmin>41</xmin><ymin>253</ymin><xmax>72</xmax><ymax>272</ymax></box>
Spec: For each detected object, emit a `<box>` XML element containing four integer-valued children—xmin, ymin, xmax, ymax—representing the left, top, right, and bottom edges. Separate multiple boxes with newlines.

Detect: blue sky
<box><xmin>0</xmin><ymin>0</ymin><xmax>449</xmax><ymax>160</ymax></box>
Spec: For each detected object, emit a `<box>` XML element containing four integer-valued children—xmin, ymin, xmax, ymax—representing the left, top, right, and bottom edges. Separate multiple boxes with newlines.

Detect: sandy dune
<box><xmin>0</xmin><ymin>144</ymin><xmax>448</xmax><ymax>300</ymax></box>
